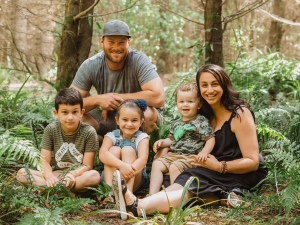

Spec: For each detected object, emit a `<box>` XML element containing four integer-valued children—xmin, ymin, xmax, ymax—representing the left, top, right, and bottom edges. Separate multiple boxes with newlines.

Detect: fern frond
<box><xmin>288</xmin><ymin>115</ymin><xmax>300</xmax><ymax>144</ymax></box>
<box><xmin>256</xmin><ymin>108</ymin><xmax>291</xmax><ymax>120</ymax></box>
<box><xmin>257</xmin><ymin>123</ymin><xmax>285</xmax><ymax>141</ymax></box>
<box><xmin>0</xmin><ymin>130</ymin><xmax>40</xmax><ymax>169</ymax></box>
<box><xmin>281</xmin><ymin>179</ymin><xmax>300</xmax><ymax>214</ymax></box>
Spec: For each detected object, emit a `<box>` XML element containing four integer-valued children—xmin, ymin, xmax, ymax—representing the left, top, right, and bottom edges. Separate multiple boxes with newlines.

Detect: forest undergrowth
<box><xmin>1</xmin><ymin>52</ymin><xmax>300</xmax><ymax>224</ymax></box>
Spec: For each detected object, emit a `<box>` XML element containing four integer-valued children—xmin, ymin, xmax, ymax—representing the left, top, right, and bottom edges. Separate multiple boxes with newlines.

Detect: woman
<box><xmin>112</xmin><ymin>64</ymin><xmax>268</xmax><ymax>218</ymax></box>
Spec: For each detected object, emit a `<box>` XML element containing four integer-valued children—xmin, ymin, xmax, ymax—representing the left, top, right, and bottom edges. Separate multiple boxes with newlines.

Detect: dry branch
<box><xmin>73</xmin><ymin>0</ymin><xmax>100</xmax><ymax>21</ymax></box>
<box><xmin>83</xmin><ymin>0</ymin><xmax>140</xmax><ymax>18</ymax></box>
<box><xmin>260</xmin><ymin>9</ymin><xmax>300</xmax><ymax>26</ymax></box>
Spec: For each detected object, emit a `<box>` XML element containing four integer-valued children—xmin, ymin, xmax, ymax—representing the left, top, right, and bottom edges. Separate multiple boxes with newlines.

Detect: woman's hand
<box><xmin>190</xmin><ymin>154</ymin><xmax>220</xmax><ymax>172</ymax></box>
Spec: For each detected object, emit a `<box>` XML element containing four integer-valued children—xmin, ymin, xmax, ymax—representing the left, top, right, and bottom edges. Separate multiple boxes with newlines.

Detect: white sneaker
<box><xmin>112</xmin><ymin>170</ymin><xmax>127</xmax><ymax>220</ymax></box>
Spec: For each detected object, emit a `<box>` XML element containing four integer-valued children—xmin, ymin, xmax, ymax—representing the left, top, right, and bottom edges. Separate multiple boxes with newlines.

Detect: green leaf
<box><xmin>54</xmin><ymin>53</ymin><xmax>58</xmax><ymax>62</ymax></box>
<box><xmin>88</xmin><ymin>14</ymin><xmax>92</xmax><ymax>26</ymax></box>
<box><xmin>96</xmin><ymin>22</ymin><xmax>102</xmax><ymax>31</ymax></box>
<box><xmin>210</xmin><ymin>44</ymin><xmax>214</xmax><ymax>51</ymax></box>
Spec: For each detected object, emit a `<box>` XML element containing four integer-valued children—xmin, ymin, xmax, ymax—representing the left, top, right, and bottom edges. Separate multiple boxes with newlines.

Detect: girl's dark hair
<box><xmin>116</xmin><ymin>99</ymin><xmax>147</xmax><ymax>120</ymax></box>
<box><xmin>196</xmin><ymin>64</ymin><xmax>248</xmax><ymax>121</ymax></box>
<box><xmin>55</xmin><ymin>88</ymin><xmax>83</xmax><ymax>111</ymax></box>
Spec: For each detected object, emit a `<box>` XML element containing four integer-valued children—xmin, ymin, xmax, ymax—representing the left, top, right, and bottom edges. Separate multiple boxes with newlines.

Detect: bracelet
<box><xmin>220</xmin><ymin>161</ymin><xmax>228</xmax><ymax>174</ymax></box>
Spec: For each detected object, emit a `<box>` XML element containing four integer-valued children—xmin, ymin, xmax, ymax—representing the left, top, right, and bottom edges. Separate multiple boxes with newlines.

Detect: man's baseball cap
<box><xmin>102</xmin><ymin>20</ymin><xmax>131</xmax><ymax>38</ymax></box>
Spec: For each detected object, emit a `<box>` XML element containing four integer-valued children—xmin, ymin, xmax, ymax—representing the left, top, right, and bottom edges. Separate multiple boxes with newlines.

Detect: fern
<box><xmin>0</xmin><ymin>129</ymin><xmax>41</xmax><ymax>170</ymax></box>
<box><xmin>288</xmin><ymin>115</ymin><xmax>300</xmax><ymax>144</ymax></box>
<box><xmin>281</xmin><ymin>178</ymin><xmax>300</xmax><ymax>215</ymax></box>
<box><xmin>17</xmin><ymin>207</ymin><xmax>66</xmax><ymax>225</ymax></box>
<box><xmin>256</xmin><ymin>124</ymin><xmax>285</xmax><ymax>143</ymax></box>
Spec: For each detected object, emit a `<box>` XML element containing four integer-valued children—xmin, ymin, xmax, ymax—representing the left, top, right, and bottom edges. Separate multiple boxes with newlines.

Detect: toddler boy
<box><xmin>149</xmin><ymin>83</ymin><xmax>215</xmax><ymax>194</ymax></box>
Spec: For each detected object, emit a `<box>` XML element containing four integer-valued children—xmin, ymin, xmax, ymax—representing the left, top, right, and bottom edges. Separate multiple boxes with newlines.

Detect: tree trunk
<box><xmin>56</xmin><ymin>0</ymin><xmax>95</xmax><ymax>91</ymax></box>
<box><xmin>56</xmin><ymin>0</ymin><xmax>79</xmax><ymax>91</ymax></box>
<box><xmin>204</xmin><ymin>0</ymin><xmax>223</xmax><ymax>67</ymax></box>
<box><xmin>77</xmin><ymin>0</ymin><xmax>94</xmax><ymax>67</ymax></box>
<box><xmin>268</xmin><ymin>0</ymin><xmax>284</xmax><ymax>52</ymax></box>
<box><xmin>156</xmin><ymin>4</ymin><xmax>171</xmax><ymax>74</ymax></box>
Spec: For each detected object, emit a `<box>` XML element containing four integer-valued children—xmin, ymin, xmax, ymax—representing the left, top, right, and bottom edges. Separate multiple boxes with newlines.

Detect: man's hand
<box><xmin>98</xmin><ymin>93</ymin><xmax>124</xmax><ymax>111</ymax></box>
<box><xmin>63</xmin><ymin>173</ymin><xmax>76</xmax><ymax>190</ymax></box>
<box><xmin>119</xmin><ymin>163</ymin><xmax>135</xmax><ymax>181</ymax></box>
<box><xmin>45</xmin><ymin>173</ymin><xmax>59</xmax><ymax>187</ymax></box>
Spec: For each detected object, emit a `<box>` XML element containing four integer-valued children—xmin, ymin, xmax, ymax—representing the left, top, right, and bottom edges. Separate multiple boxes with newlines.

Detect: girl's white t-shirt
<box><xmin>105</xmin><ymin>131</ymin><xmax>149</xmax><ymax>149</ymax></box>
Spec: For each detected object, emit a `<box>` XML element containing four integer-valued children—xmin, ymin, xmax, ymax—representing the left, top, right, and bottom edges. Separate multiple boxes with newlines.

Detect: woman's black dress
<box><xmin>174</xmin><ymin>110</ymin><xmax>268</xmax><ymax>197</ymax></box>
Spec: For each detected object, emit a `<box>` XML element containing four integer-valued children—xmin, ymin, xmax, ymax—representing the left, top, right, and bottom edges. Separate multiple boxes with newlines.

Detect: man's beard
<box><xmin>104</xmin><ymin>50</ymin><xmax>127</xmax><ymax>64</ymax></box>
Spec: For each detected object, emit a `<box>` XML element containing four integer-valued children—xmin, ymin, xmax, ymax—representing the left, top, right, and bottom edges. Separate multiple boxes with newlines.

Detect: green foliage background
<box><xmin>3</xmin><ymin>51</ymin><xmax>300</xmax><ymax>224</ymax></box>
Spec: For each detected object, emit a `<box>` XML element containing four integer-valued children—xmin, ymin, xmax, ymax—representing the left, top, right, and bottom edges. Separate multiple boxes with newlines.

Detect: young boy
<box><xmin>17</xmin><ymin>88</ymin><xmax>101</xmax><ymax>193</ymax></box>
<box><xmin>149</xmin><ymin>83</ymin><xmax>215</xmax><ymax>195</ymax></box>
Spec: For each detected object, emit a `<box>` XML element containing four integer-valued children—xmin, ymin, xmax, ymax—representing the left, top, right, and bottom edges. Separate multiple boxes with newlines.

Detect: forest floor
<box><xmin>67</xmin><ymin>183</ymin><xmax>292</xmax><ymax>225</ymax></box>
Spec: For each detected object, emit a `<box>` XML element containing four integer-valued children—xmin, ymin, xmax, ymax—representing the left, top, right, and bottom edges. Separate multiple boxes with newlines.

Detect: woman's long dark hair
<box><xmin>196</xmin><ymin>64</ymin><xmax>249</xmax><ymax>121</ymax></box>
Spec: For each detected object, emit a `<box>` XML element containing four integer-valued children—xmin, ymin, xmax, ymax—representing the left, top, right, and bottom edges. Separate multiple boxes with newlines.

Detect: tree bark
<box><xmin>268</xmin><ymin>0</ymin><xmax>284</xmax><ymax>52</ymax></box>
<box><xmin>77</xmin><ymin>0</ymin><xmax>94</xmax><ymax>67</ymax></box>
<box><xmin>204</xmin><ymin>0</ymin><xmax>223</xmax><ymax>67</ymax></box>
<box><xmin>156</xmin><ymin>3</ymin><xmax>171</xmax><ymax>74</ymax></box>
<box><xmin>56</xmin><ymin>0</ymin><xmax>79</xmax><ymax>91</ymax></box>
<box><xmin>56</xmin><ymin>0</ymin><xmax>95</xmax><ymax>91</ymax></box>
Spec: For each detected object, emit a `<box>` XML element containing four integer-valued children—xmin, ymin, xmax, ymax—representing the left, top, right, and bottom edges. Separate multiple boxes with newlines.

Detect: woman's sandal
<box><xmin>112</xmin><ymin>170</ymin><xmax>142</xmax><ymax>220</ymax></box>
<box><xmin>227</xmin><ymin>192</ymin><xmax>245</xmax><ymax>208</ymax></box>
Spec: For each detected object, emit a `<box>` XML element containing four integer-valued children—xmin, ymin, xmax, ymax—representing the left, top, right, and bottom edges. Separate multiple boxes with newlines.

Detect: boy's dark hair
<box><xmin>55</xmin><ymin>88</ymin><xmax>83</xmax><ymax>111</ymax></box>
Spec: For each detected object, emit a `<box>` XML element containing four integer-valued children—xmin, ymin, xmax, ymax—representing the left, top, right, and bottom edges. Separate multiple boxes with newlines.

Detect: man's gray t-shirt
<box><xmin>72</xmin><ymin>48</ymin><xmax>159</xmax><ymax>94</ymax></box>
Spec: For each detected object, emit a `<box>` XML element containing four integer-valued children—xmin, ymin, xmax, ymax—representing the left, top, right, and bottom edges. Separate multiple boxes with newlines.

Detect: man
<box><xmin>71</xmin><ymin>20</ymin><xmax>165</xmax><ymax>140</ymax></box>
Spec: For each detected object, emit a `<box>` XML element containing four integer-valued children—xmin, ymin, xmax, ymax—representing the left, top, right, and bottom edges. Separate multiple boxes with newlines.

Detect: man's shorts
<box><xmin>156</xmin><ymin>152</ymin><xmax>194</xmax><ymax>173</ymax></box>
<box><xmin>88</xmin><ymin>107</ymin><xmax>165</xmax><ymax>136</ymax></box>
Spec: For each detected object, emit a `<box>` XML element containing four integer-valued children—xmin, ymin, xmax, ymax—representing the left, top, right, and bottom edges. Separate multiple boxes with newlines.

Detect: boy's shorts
<box><xmin>100</xmin><ymin>169</ymin><xmax>150</xmax><ymax>194</ymax></box>
<box><xmin>88</xmin><ymin>107</ymin><xmax>164</xmax><ymax>136</ymax></box>
<box><xmin>155</xmin><ymin>152</ymin><xmax>194</xmax><ymax>173</ymax></box>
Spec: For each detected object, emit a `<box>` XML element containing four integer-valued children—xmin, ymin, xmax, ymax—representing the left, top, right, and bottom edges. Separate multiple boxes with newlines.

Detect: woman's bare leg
<box><xmin>124</xmin><ymin>183</ymin><xmax>194</xmax><ymax>215</ymax></box>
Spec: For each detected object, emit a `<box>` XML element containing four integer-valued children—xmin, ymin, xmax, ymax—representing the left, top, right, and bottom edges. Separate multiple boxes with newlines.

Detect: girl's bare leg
<box><xmin>104</xmin><ymin>146</ymin><xmax>121</xmax><ymax>187</ymax></box>
<box><xmin>121</xmin><ymin>146</ymin><xmax>137</xmax><ymax>192</ymax></box>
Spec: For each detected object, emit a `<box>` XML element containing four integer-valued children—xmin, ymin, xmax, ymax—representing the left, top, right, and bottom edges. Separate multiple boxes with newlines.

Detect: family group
<box><xmin>16</xmin><ymin>20</ymin><xmax>268</xmax><ymax>220</ymax></box>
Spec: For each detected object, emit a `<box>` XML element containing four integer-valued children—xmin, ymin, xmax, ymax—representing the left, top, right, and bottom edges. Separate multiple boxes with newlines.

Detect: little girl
<box><xmin>99</xmin><ymin>99</ymin><xmax>150</xmax><ymax>196</ymax></box>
